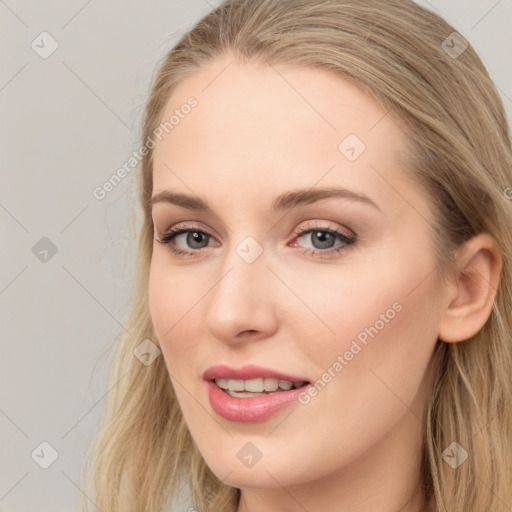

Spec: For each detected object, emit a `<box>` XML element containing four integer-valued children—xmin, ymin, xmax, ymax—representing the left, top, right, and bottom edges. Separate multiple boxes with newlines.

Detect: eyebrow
<box><xmin>149</xmin><ymin>186</ymin><xmax>381</xmax><ymax>213</ymax></box>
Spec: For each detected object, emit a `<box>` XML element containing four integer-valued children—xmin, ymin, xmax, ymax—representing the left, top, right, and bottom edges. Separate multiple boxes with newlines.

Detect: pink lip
<box><xmin>205</xmin><ymin>380</ymin><xmax>310</xmax><ymax>423</ymax></box>
<box><xmin>203</xmin><ymin>364</ymin><xmax>311</xmax><ymax>423</ymax></box>
<box><xmin>203</xmin><ymin>364</ymin><xmax>308</xmax><ymax>382</ymax></box>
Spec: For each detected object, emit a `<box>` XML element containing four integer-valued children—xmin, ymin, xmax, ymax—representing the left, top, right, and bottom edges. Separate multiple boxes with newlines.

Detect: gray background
<box><xmin>1</xmin><ymin>1</ymin><xmax>511</xmax><ymax>511</ymax></box>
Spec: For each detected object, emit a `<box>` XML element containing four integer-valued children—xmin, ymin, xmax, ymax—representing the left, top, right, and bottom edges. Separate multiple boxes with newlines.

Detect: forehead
<box><xmin>150</xmin><ymin>56</ymin><xmax>427</xmax><ymax>221</ymax></box>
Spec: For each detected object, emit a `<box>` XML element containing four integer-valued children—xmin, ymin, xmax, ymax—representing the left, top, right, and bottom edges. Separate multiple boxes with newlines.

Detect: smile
<box><xmin>206</xmin><ymin>379</ymin><xmax>311</xmax><ymax>423</ymax></box>
<box><xmin>214</xmin><ymin>377</ymin><xmax>308</xmax><ymax>397</ymax></box>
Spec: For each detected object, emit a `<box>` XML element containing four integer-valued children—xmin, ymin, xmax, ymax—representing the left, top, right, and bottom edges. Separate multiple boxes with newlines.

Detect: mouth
<box><xmin>211</xmin><ymin>377</ymin><xmax>310</xmax><ymax>398</ymax></box>
<box><xmin>204</xmin><ymin>365</ymin><xmax>313</xmax><ymax>422</ymax></box>
<box><xmin>206</xmin><ymin>377</ymin><xmax>312</xmax><ymax>423</ymax></box>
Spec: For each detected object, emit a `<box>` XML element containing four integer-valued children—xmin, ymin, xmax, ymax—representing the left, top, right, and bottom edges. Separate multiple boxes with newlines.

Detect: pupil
<box><xmin>313</xmin><ymin>231</ymin><xmax>334</xmax><ymax>249</ymax></box>
<box><xmin>188</xmin><ymin>232</ymin><xmax>207</xmax><ymax>248</ymax></box>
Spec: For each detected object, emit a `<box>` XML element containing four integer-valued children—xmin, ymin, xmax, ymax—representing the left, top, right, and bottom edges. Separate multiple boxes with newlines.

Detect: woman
<box><xmin>82</xmin><ymin>1</ymin><xmax>512</xmax><ymax>511</ymax></box>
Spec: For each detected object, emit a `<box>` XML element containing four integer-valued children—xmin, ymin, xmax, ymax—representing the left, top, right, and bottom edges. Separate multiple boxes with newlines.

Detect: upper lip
<box><xmin>203</xmin><ymin>364</ymin><xmax>309</xmax><ymax>383</ymax></box>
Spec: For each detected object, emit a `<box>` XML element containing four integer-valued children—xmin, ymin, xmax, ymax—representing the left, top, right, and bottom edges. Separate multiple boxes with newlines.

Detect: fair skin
<box><xmin>148</xmin><ymin>54</ymin><xmax>501</xmax><ymax>512</ymax></box>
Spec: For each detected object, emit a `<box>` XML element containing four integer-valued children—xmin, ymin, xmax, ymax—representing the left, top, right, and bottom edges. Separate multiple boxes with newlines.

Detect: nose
<box><xmin>204</xmin><ymin>245</ymin><xmax>278</xmax><ymax>345</ymax></box>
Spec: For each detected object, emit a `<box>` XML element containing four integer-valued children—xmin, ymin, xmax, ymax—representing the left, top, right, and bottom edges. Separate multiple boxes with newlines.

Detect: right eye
<box><xmin>156</xmin><ymin>223</ymin><xmax>218</xmax><ymax>256</ymax></box>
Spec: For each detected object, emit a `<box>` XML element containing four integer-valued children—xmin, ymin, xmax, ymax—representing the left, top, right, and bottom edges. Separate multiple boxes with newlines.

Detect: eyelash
<box><xmin>155</xmin><ymin>222</ymin><xmax>356</xmax><ymax>259</ymax></box>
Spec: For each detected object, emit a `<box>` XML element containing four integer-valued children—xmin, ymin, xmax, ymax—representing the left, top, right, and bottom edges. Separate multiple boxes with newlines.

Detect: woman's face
<box><xmin>148</xmin><ymin>54</ymin><xmax>445</xmax><ymax>497</ymax></box>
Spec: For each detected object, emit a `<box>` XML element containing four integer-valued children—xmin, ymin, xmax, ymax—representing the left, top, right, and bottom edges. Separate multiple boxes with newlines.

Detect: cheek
<box><xmin>289</xmin><ymin>244</ymin><xmax>440</xmax><ymax>402</ymax></box>
<box><xmin>273</xmin><ymin>261</ymin><xmax>439</xmax><ymax>474</ymax></box>
<box><xmin>148</xmin><ymin>257</ymin><xmax>201</xmax><ymax>367</ymax></box>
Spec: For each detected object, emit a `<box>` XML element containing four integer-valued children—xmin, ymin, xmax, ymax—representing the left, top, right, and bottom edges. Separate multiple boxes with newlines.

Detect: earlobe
<box><xmin>438</xmin><ymin>233</ymin><xmax>502</xmax><ymax>343</ymax></box>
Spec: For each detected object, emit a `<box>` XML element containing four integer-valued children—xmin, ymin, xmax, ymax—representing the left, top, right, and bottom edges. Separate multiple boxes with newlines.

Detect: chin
<box><xmin>203</xmin><ymin>454</ymin><xmax>309</xmax><ymax>490</ymax></box>
<box><xmin>218</xmin><ymin>471</ymin><xmax>285</xmax><ymax>490</ymax></box>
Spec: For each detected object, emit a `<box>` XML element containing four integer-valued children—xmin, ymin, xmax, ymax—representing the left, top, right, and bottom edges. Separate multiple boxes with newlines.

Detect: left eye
<box><xmin>293</xmin><ymin>227</ymin><xmax>354</xmax><ymax>251</ymax></box>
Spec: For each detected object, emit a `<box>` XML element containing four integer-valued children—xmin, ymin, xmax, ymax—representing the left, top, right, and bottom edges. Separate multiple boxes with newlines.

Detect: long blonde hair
<box><xmin>81</xmin><ymin>1</ymin><xmax>512</xmax><ymax>510</ymax></box>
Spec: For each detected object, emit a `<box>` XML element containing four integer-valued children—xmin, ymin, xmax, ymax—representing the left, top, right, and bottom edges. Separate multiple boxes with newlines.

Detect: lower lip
<box><xmin>206</xmin><ymin>380</ymin><xmax>310</xmax><ymax>423</ymax></box>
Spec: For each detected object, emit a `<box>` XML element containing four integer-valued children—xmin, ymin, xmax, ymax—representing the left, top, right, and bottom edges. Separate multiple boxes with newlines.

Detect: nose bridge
<box><xmin>204</xmin><ymin>236</ymin><xmax>276</xmax><ymax>340</ymax></box>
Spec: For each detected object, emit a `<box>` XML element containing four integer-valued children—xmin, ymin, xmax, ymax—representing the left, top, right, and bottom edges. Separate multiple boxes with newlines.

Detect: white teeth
<box><xmin>215</xmin><ymin>378</ymin><xmax>229</xmax><ymax>390</ymax></box>
<box><xmin>245</xmin><ymin>378</ymin><xmax>264</xmax><ymax>392</ymax></box>
<box><xmin>214</xmin><ymin>377</ymin><xmax>306</xmax><ymax>393</ymax></box>
<box><xmin>264</xmin><ymin>378</ymin><xmax>279</xmax><ymax>392</ymax></box>
<box><xmin>278</xmin><ymin>379</ymin><xmax>293</xmax><ymax>390</ymax></box>
<box><xmin>228</xmin><ymin>379</ymin><xmax>245</xmax><ymax>391</ymax></box>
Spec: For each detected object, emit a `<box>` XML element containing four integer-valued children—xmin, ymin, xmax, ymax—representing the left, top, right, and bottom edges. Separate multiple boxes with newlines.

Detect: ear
<box><xmin>438</xmin><ymin>233</ymin><xmax>502</xmax><ymax>343</ymax></box>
